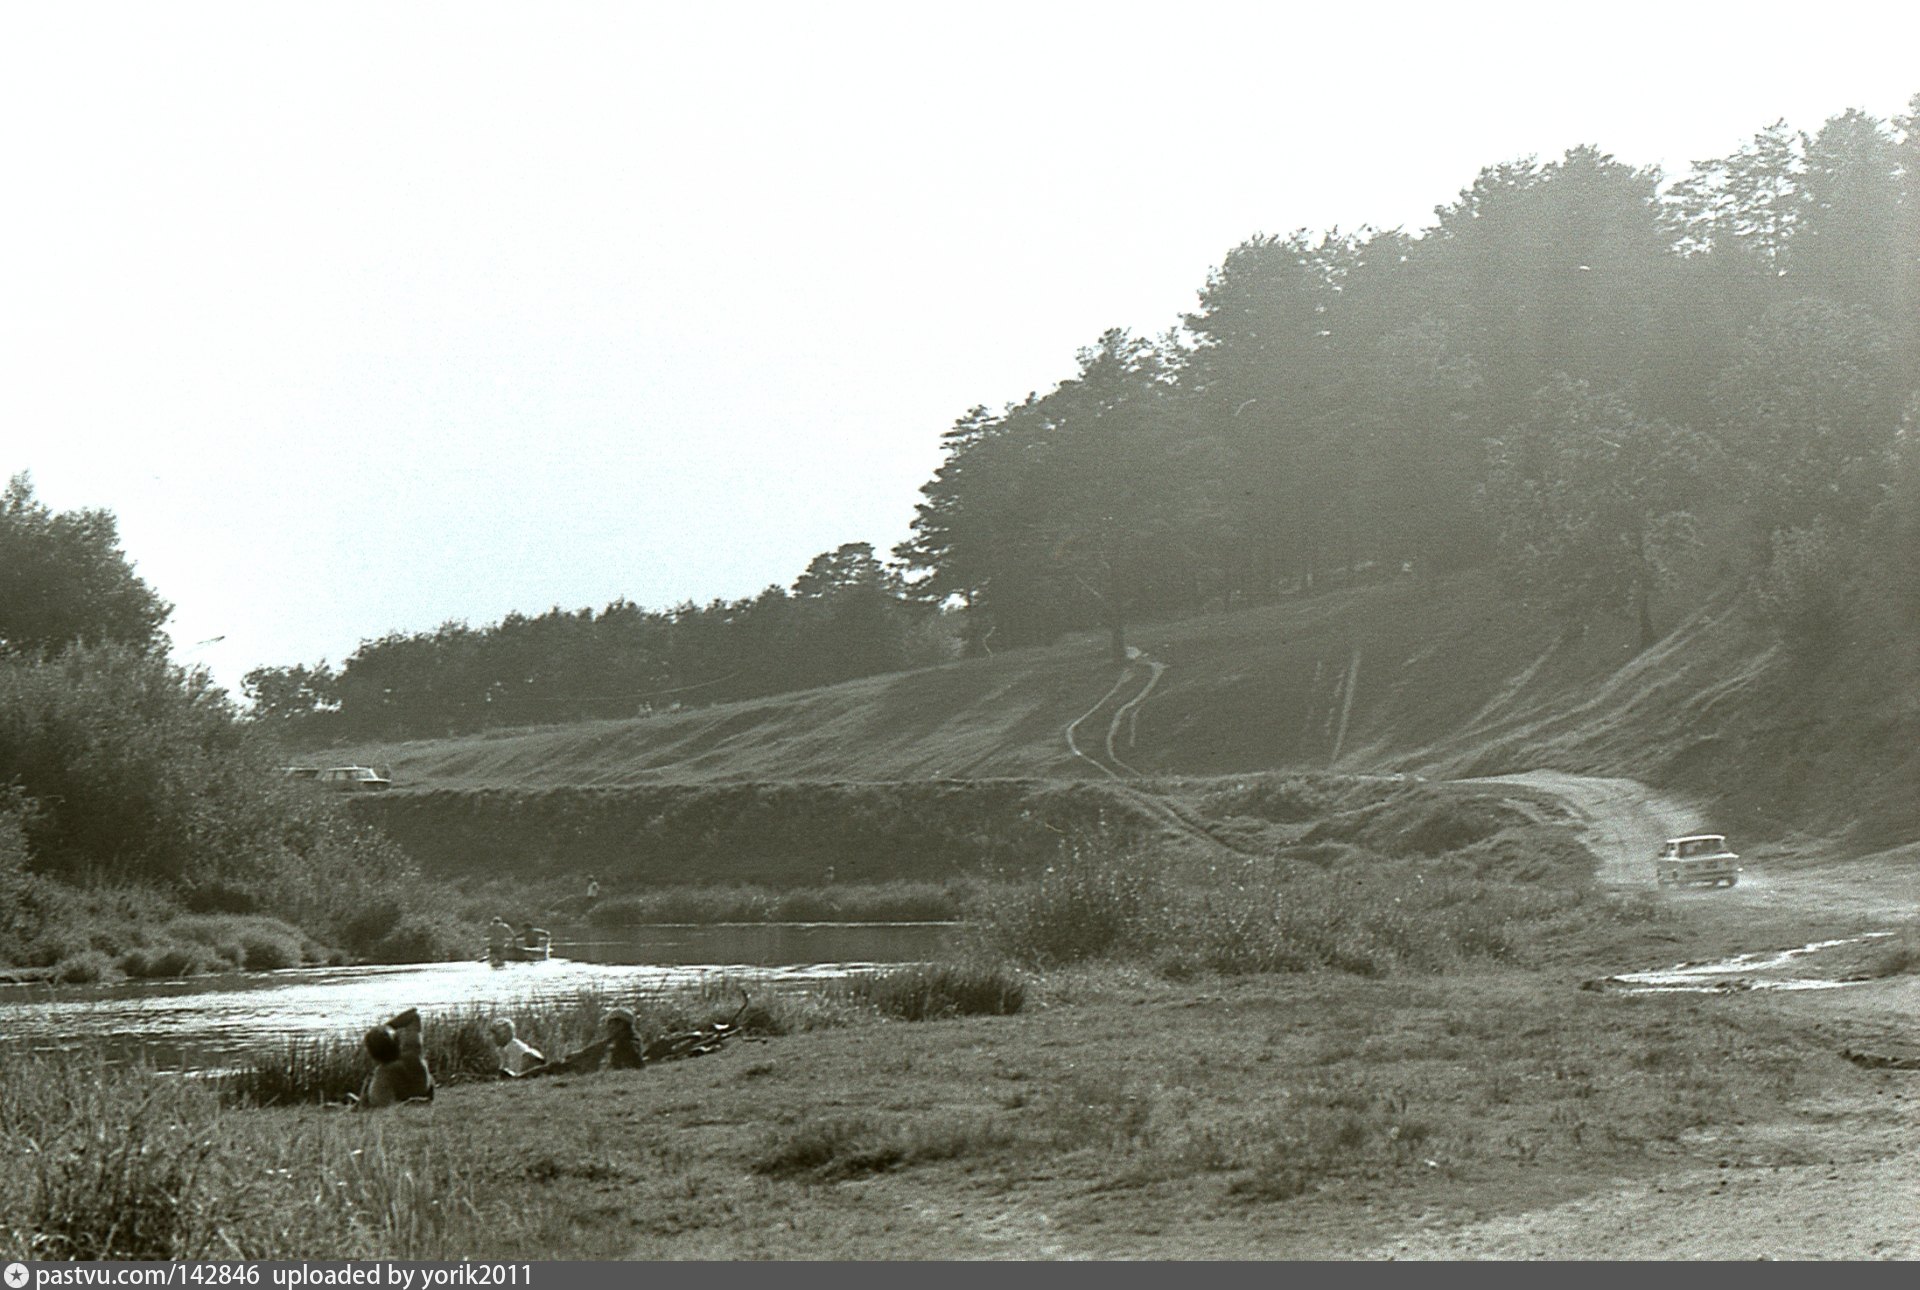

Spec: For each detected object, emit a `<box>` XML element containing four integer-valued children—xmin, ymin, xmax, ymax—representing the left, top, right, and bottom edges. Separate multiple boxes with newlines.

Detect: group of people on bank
<box><xmin>355</xmin><ymin>1004</ymin><xmax>646</xmax><ymax>1107</ymax></box>
<box><xmin>486</xmin><ymin>1007</ymin><xmax>645</xmax><ymax>1078</ymax></box>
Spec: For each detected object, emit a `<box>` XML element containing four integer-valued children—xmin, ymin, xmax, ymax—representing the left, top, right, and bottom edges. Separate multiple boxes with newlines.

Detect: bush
<box><xmin>965</xmin><ymin>829</ymin><xmax>1604</xmax><ymax>979</ymax></box>
<box><xmin>51</xmin><ymin>950</ymin><xmax>115</xmax><ymax>983</ymax></box>
<box><xmin>125</xmin><ymin>944</ymin><xmax>217</xmax><ymax>979</ymax></box>
<box><xmin>368</xmin><ymin>911</ymin><xmax>467</xmax><ymax>964</ymax></box>
<box><xmin>0</xmin><ymin>644</ymin><xmax>450</xmax><ymax>972</ymax></box>
<box><xmin>237</xmin><ymin>927</ymin><xmax>305</xmax><ymax>971</ymax></box>
<box><xmin>835</xmin><ymin>962</ymin><xmax>1026</xmax><ymax>1020</ymax></box>
<box><xmin>967</xmin><ymin>846</ymin><xmax>1167</xmax><ymax>967</ymax></box>
<box><xmin>1753</xmin><ymin>521</ymin><xmax>1851</xmax><ymax>653</ymax></box>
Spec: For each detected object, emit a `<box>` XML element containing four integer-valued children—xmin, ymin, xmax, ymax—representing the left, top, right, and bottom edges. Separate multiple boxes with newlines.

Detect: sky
<box><xmin>3</xmin><ymin>1</ymin><xmax>1915</xmax><ymax>695</ymax></box>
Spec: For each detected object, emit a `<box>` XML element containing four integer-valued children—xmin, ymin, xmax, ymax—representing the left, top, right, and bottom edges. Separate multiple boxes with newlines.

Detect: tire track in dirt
<box><xmin>1105</xmin><ymin>660</ymin><xmax>1166</xmax><ymax>776</ymax></box>
<box><xmin>1062</xmin><ymin>657</ymin><xmax>1258</xmax><ymax>857</ymax></box>
<box><xmin>1063</xmin><ymin>667</ymin><xmax>1139</xmax><ymax>781</ymax></box>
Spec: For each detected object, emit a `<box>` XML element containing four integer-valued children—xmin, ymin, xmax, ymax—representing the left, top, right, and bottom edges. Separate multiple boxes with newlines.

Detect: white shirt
<box><xmin>497</xmin><ymin>1036</ymin><xmax>545</xmax><ymax>1075</ymax></box>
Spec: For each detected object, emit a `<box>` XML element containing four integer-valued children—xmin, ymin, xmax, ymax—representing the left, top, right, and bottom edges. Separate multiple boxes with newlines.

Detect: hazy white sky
<box><xmin>3</xmin><ymin>2</ymin><xmax>1915</xmax><ymax>693</ymax></box>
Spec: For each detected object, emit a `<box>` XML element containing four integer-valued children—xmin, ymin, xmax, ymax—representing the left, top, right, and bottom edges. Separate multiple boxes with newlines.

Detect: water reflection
<box><xmin>0</xmin><ymin>921</ymin><xmax>958</xmax><ymax>1069</ymax></box>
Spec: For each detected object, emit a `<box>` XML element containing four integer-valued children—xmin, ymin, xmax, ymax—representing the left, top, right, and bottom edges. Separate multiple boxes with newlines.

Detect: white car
<box><xmin>1655</xmin><ymin>834</ymin><xmax>1740</xmax><ymax>888</ymax></box>
<box><xmin>318</xmin><ymin>765</ymin><xmax>392</xmax><ymax>792</ymax></box>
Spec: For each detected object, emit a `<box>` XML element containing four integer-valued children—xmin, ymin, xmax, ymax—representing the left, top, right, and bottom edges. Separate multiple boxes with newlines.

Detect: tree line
<box><xmin>902</xmin><ymin>100</ymin><xmax>1918</xmax><ymax>660</ymax></box>
<box><xmin>244</xmin><ymin>542</ymin><xmax>959</xmax><ymax>740</ymax></box>
<box><xmin>245</xmin><ymin>95</ymin><xmax>1919</xmax><ymax>737</ymax></box>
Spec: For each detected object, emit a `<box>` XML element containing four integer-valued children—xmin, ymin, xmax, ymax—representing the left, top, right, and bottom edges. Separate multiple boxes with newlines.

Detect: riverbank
<box><xmin>9</xmin><ymin>790</ymin><xmax>1913</xmax><ymax>1258</ymax></box>
<box><xmin>6</xmin><ymin>964</ymin><xmax>1914</xmax><ymax>1259</ymax></box>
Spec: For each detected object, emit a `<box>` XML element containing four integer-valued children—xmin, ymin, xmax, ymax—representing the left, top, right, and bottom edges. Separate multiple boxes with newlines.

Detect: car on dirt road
<box><xmin>317</xmin><ymin>765</ymin><xmax>392</xmax><ymax>792</ymax></box>
<box><xmin>1655</xmin><ymin>834</ymin><xmax>1740</xmax><ymax>888</ymax></box>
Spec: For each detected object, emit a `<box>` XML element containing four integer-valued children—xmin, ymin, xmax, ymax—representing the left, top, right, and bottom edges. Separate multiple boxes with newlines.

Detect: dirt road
<box><xmin>1382</xmin><ymin>770</ymin><xmax>1920</xmax><ymax>1260</ymax></box>
<box><xmin>1366</xmin><ymin>1129</ymin><xmax>1920</xmax><ymax>1260</ymax></box>
<box><xmin>1460</xmin><ymin>770</ymin><xmax>1704</xmax><ymax>886</ymax></box>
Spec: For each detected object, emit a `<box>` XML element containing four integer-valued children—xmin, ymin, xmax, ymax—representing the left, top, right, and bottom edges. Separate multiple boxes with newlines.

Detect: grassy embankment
<box><xmin>328</xmin><ymin>568</ymin><xmax>1918</xmax><ymax>847</ymax></box>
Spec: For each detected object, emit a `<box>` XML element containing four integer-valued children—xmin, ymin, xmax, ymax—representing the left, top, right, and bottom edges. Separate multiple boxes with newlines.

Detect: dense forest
<box><xmin>249</xmin><ymin>97</ymin><xmax>1918</xmax><ymax>741</ymax></box>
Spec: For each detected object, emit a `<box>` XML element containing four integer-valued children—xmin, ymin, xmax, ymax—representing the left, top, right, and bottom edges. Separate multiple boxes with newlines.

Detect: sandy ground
<box><xmin>1365</xmin><ymin>1141</ymin><xmax>1920</xmax><ymax>1260</ymax></box>
<box><xmin>1366</xmin><ymin>772</ymin><xmax>1920</xmax><ymax>1260</ymax></box>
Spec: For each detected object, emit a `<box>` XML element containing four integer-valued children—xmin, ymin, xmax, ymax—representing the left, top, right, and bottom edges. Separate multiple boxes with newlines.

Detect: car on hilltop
<box><xmin>317</xmin><ymin>765</ymin><xmax>392</xmax><ymax>792</ymax></box>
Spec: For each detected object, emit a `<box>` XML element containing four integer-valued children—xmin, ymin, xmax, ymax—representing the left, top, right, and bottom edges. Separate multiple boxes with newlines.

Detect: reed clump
<box><xmin>832</xmin><ymin>961</ymin><xmax>1027</xmax><ymax>1020</ymax></box>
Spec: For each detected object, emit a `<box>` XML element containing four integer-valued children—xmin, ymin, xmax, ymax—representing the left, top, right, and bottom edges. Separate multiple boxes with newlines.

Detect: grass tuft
<box><xmin>751</xmin><ymin>1114</ymin><xmax>1008</xmax><ymax>1181</ymax></box>
<box><xmin>832</xmin><ymin>961</ymin><xmax>1027</xmax><ymax>1020</ymax></box>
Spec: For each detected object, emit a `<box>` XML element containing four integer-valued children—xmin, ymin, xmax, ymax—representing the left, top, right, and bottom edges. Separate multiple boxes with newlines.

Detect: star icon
<box><xmin>5</xmin><ymin>1262</ymin><xmax>30</xmax><ymax>1288</ymax></box>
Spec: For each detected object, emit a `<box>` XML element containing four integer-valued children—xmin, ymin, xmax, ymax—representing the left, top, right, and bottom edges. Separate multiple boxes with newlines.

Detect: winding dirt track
<box><xmin>1456</xmin><ymin>771</ymin><xmax>1705</xmax><ymax>886</ymax></box>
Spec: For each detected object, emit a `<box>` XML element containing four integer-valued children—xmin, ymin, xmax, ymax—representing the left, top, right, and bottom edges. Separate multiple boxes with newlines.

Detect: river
<box><xmin>0</xmin><ymin>921</ymin><xmax>959</xmax><ymax>1068</ymax></box>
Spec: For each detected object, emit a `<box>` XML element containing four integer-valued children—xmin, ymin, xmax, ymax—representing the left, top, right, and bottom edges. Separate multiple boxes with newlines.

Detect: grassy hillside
<box><xmin>333</xmin><ymin>570</ymin><xmax>1915</xmax><ymax>849</ymax></box>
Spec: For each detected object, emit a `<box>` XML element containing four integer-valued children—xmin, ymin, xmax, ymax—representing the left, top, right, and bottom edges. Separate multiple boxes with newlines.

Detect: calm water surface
<box><xmin>0</xmin><ymin>922</ymin><xmax>958</xmax><ymax>1068</ymax></box>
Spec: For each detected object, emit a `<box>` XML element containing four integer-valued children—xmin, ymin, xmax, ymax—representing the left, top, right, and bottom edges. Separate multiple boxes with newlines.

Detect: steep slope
<box><xmin>338</xmin><ymin>570</ymin><xmax>1915</xmax><ymax>845</ymax></box>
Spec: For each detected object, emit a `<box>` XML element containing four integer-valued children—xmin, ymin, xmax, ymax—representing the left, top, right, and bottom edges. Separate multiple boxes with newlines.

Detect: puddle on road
<box><xmin>1594</xmin><ymin>933</ymin><xmax>1894</xmax><ymax>994</ymax></box>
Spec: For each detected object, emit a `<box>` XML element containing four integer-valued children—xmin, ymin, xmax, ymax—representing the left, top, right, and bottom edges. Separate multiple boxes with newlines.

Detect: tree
<box><xmin>241</xmin><ymin>661</ymin><xmax>340</xmax><ymax>726</ymax></box>
<box><xmin>1794</xmin><ymin>108</ymin><xmax>1905</xmax><ymax>319</ymax></box>
<box><xmin>789</xmin><ymin>542</ymin><xmax>915</xmax><ymax>685</ymax></box>
<box><xmin>0</xmin><ymin>472</ymin><xmax>172</xmax><ymax>657</ymax></box>
<box><xmin>1414</xmin><ymin>147</ymin><xmax>1675</xmax><ymax>424</ymax></box>
<box><xmin>1350</xmin><ymin>315</ymin><xmax>1491</xmax><ymax>575</ymax></box>
<box><xmin>1483</xmin><ymin>377</ymin><xmax>1714</xmax><ymax>648</ymax></box>
<box><xmin>1182</xmin><ymin>230</ymin><xmax>1351</xmax><ymax>597</ymax></box>
<box><xmin>1666</xmin><ymin>118</ymin><xmax>1804</xmax><ymax>275</ymax></box>
<box><xmin>1708</xmin><ymin>299</ymin><xmax>1900</xmax><ymax>539</ymax></box>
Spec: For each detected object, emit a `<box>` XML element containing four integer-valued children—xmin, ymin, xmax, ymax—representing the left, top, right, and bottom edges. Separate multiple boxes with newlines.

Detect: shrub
<box><xmin>51</xmin><ymin>950</ymin><xmax>115</xmax><ymax>983</ymax></box>
<box><xmin>118</xmin><ymin>943</ymin><xmax>217</xmax><ymax>979</ymax></box>
<box><xmin>967</xmin><ymin>846</ymin><xmax>1167</xmax><ymax>967</ymax></box>
<box><xmin>236</xmin><ymin>927</ymin><xmax>305</xmax><ymax>971</ymax></box>
<box><xmin>965</xmin><ymin>828</ymin><xmax>1606</xmax><ymax>979</ymax></box>
<box><xmin>1753</xmin><ymin>520</ymin><xmax>1851</xmax><ymax>653</ymax></box>
<box><xmin>368</xmin><ymin>912</ymin><xmax>466</xmax><ymax>964</ymax></box>
<box><xmin>835</xmin><ymin>962</ymin><xmax>1026</xmax><ymax>1020</ymax></box>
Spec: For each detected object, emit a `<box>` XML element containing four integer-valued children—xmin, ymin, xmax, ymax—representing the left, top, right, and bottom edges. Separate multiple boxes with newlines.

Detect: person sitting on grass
<box><xmin>524</xmin><ymin>1006</ymin><xmax>645</xmax><ymax>1076</ymax></box>
<box><xmin>359</xmin><ymin>1007</ymin><xmax>434</xmax><ymax>1107</ymax></box>
<box><xmin>490</xmin><ymin>1016</ymin><xmax>547</xmax><ymax>1077</ymax></box>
